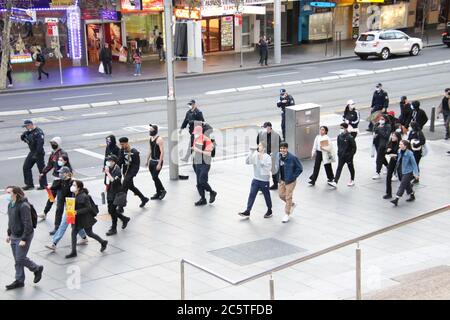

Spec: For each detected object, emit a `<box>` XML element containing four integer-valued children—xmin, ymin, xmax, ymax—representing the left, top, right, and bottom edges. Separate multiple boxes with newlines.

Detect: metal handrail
<box><xmin>181</xmin><ymin>204</ymin><xmax>450</xmax><ymax>300</ymax></box>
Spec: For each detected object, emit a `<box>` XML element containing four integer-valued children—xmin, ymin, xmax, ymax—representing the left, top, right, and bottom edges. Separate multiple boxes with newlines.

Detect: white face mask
<box><xmin>379</xmin><ymin>120</ymin><xmax>385</xmax><ymax>125</ymax></box>
<box><xmin>339</xmin><ymin>129</ymin><xmax>345</xmax><ymax>134</ymax></box>
<box><xmin>106</xmin><ymin>161</ymin><xmax>113</xmax><ymax>167</ymax></box>
<box><xmin>395</xmin><ymin>128</ymin><xmax>402</xmax><ymax>133</ymax></box>
<box><xmin>57</xmin><ymin>160</ymin><xmax>64</xmax><ymax>167</ymax></box>
<box><xmin>70</xmin><ymin>186</ymin><xmax>77</xmax><ymax>193</ymax></box>
<box><xmin>376</xmin><ymin>88</ymin><xmax>381</xmax><ymax>92</ymax></box>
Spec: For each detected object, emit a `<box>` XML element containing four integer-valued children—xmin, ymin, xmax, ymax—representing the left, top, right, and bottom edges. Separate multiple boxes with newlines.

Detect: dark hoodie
<box><xmin>104</xmin><ymin>135</ymin><xmax>120</xmax><ymax>166</ymax></box>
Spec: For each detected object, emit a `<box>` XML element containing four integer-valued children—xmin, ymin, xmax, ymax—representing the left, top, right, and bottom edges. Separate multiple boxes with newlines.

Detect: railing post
<box><xmin>269</xmin><ymin>274</ymin><xmax>275</xmax><ymax>300</ymax></box>
<box><xmin>181</xmin><ymin>260</ymin><xmax>185</xmax><ymax>300</ymax></box>
<box><xmin>430</xmin><ymin>107</ymin><xmax>436</xmax><ymax>132</ymax></box>
<box><xmin>356</xmin><ymin>243</ymin><xmax>362</xmax><ymax>300</ymax></box>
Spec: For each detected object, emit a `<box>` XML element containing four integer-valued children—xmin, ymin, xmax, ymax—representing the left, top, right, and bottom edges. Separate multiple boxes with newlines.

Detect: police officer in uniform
<box><xmin>180</xmin><ymin>99</ymin><xmax>205</xmax><ymax>162</ymax></box>
<box><xmin>20</xmin><ymin>120</ymin><xmax>46</xmax><ymax>190</ymax></box>
<box><xmin>277</xmin><ymin>89</ymin><xmax>295</xmax><ymax>140</ymax></box>
<box><xmin>367</xmin><ymin>83</ymin><xmax>389</xmax><ymax>132</ymax></box>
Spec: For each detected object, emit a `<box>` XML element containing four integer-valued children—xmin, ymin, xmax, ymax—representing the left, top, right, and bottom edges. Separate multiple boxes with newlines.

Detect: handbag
<box><xmin>98</xmin><ymin>63</ymin><xmax>105</xmax><ymax>74</ymax></box>
<box><xmin>113</xmin><ymin>192</ymin><xmax>127</xmax><ymax>207</ymax></box>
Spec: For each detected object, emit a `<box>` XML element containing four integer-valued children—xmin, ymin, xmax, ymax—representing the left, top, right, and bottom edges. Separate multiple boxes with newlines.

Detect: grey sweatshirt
<box><xmin>7</xmin><ymin>199</ymin><xmax>33</xmax><ymax>241</ymax></box>
<box><xmin>246</xmin><ymin>151</ymin><xmax>272</xmax><ymax>182</ymax></box>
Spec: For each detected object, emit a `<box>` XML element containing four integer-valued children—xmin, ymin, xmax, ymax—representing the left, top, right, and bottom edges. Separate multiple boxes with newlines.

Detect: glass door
<box><xmin>208</xmin><ymin>18</ymin><xmax>221</xmax><ymax>52</ymax></box>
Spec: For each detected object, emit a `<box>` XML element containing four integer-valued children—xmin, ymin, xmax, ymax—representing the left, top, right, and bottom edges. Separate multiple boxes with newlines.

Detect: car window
<box><xmin>394</xmin><ymin>32</ymin><xmax>407</xmax><ymax>39</ymax></box>
<box><xmin>358</xmin><ymin>34</ymin><xmax>375</xmax><ymax>41</ymax></box>
<box><xmin>380</xmin><ymin>32</ymin><xmax>395</xmax><ymax>40</ymax></box>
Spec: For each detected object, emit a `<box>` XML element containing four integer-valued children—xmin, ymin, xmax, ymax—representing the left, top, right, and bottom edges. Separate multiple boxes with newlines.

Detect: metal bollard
<box><xmin>181</xmin><ymin>260</ymin><xmax>185</xmax><ymax>300</ymax></box>
<box><xmin>356</xmin><ymin>243</ymin><xmax>362</xmax><ymax>300</ymax></box>
<box><xmin>269</xmin><ymin>274</ymin><xmax>275</xmax><ymax>300</ymax></box>
<box><xmin>430</xmin><ymin>107</ymin><xmax>435</xmax><ymax>132</ymax></box>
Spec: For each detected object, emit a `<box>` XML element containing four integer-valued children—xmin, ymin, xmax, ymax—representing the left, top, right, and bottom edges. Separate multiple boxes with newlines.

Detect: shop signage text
<box><xmin>310</xmin><ymin>2</ymin><xmax>336</xmax><ymax>8</ymax></box>
<box><xmin>46</xmin><ymin>18</ymin><xmax>59</xmax><ymax>37</ymax></box>
<box><xmin>50</xmin><ymin>0</ymin><xmax>75</xmax><ymax>6</ymax></box>
<box><xmin>175</xmin><ymin>8</ymin><xmax>201</xmax><ymax>20</ymax></box>
<box><xmin>201</xmin><ymin>4</ymin><xmax>266</xmax><ymax>17</ymax></box>
<box><xmin>11</xmin><ymin>8</ymin><xmax>36</xmax><ymax>22</ymax></box>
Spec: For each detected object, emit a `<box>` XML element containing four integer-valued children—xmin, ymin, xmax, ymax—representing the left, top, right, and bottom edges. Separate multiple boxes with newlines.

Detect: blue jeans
<box><xmin>247</xmin><ymin>179</ymin><xmax>272</xmax><ymax>212</ymax></box>
<box><xmin>53</xmin><ymin>212</ymin><xmax>86</xmax><ymax>245</ymax></box>
<box><xmin>135</xmin><ymin>63</ymin><xmax>141</xmax><ymax>75</ymax></box>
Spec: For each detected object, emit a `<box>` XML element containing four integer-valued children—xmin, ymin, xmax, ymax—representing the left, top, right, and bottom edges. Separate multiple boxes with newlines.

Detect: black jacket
<box><xmin>181</xmin><ymin>108</ymin><xmax>205</xmax><ymax>134</ymax></box>
<box><xmin>407</xmin><ymin>108</ymin><xmax>428</xmax><ymax>130</ymax></box>
<box><xmin>373</xmin><ymin>123</ymin><xmax>392</xmax><ymax>148</ymax></box>
<box><xmin>21</xmin><ymin>127</ymin><xmax>45</xmax><ymax>156</ymax></box>
<box><xmin>371</xmin><ymin>90</ymin><xmax>389</xmax><ymax>112</ymax></box>
<box><xmin>408</xmin><ymin>130</ymin><xmax>426</xmax><ymax>150</ymax></box>
<box><xmin>337</xmin><ymin>132</ymin><xmax>357</xmax><ymax>159</ymax></box>
<box><xmin>156</xmin><ymin>36</ymin><xmax>163</xmax><ymax>49</ymax></box>
<box><xmin>7</xmin><ymin>199</ymin><xmax>33</xmax><ymax>241</ymax></box>
<box><xmin>74</xmin><ymin>191</ymin><xmax>97</xmax><ymax>230</ymax></box>
<box><xmin>36</xmin><ymin>53</ymin><xmax>45</xmax><ymax>64</ymax></box>
<box><xmin>277</xmin><ymin>95</ymin><xmax>295</xmax><ymax>113</ymax></box>
<box><xmin>100</xmin><ymin>47</ymin><xmax>112</xmax><ymax>62</ymax></box>
<box><xmin>106</xmin><ymin>165</ymin><xmax>122</xmax><ymax>201</ymax></box>
<box><xmin>399</xmin><ymin>102</ymin><xmax>412</xmax><ymax>126</ymax></box>
<box><xmin>118</xmin><ymin>148</ymin><xmax>141</xmax><ymax>178</ymax></box>
<box><xmin>343</xmin><ymin>108</ymin><xmax>360</xmax><ymax>128</ymax></box>
<box><xmin>51</xmin><ymin>178</ymin><xmax>73</xmax><ymax>200</ymax></box>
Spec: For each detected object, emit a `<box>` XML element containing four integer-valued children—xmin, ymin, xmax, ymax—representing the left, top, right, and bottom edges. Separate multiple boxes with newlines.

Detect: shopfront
<box><xmin>299</xmin><ymin>2</ymin><xmax>334</xmax><ymax>42</ymax></box>
<box><xmin>201</xmin><ymin>15</ymin><xmax>235</xmax><ymax>52</ymax></box>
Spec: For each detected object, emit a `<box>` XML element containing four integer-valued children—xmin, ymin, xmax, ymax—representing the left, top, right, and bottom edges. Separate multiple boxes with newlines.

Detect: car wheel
<box><xmin>379</xmin><ymin>48</ymin><xmax>390</xmax><ymax>60</ymax></box>
<box><xmin>410</xmin><ymin>44</ymin><xmax>420</xmax><ymax>56</ymax></box>
<box><xmin>358</xmin><ymin>54</ymin><xmax>368</xmax><ymax>60</ymax></box>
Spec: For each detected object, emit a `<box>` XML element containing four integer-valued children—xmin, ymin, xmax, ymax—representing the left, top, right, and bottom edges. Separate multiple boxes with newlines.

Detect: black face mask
<box><xmin>51</xmin><ymin>144</ymin><xmax>58</xmax><ymax>150</ymax></box>
<box><xmin>150</xmin><ymin>130</ymin><xmax>158</xmax><ymax>137</ymax></box>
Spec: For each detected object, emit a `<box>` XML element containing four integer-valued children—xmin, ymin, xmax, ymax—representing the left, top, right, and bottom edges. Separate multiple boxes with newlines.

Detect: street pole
<box><xmin>0</xmin><ymin>0</ymin><xmax>13</xmax><ymax>90</ymax></box>
<box><xmin>163</xmin><ymin>0</ymin><xmax>179</xmax><ymax>180</ymax></box>
<box><xmin>274</xmin><ymin>0</ymin><xmax>281</xmax><ymax>64</ymax></box>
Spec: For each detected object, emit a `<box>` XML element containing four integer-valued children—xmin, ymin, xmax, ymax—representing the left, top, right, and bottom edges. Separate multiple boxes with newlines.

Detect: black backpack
<box><xmin>29</xmin><ymin>203</ymin><xmax>38</xmax><ymax>229</ymax></box>
<box><xmin>88</xmin><ymin>195</ymin><xmax>99</xmax><ymax>216</ymax></box>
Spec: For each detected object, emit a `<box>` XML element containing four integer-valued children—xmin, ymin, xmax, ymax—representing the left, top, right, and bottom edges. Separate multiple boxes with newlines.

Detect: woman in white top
<box><xmin>309</xmin><ymin>126</ymin><xmax>336</xmax><ymax>186</ymax></box>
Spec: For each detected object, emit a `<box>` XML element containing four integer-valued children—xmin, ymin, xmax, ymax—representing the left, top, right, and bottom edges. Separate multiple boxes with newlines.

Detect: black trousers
<box><xmin>7</xmin><ymin>70</ymin><xmax>12</xmax><ymax>85</ymax></box>
<box><xmin>259</xmin><ymin>50</ymin><xmax>268</xmax><ymax>65</ymax></box>
<box><xmin>334</xmin><ymin>156</ymin><xmax>355</xmax><ymax>183</ymax></box>
<box><xmin>396</xmin><ymin>172</ymin><xmax>414</xmax><ymax>198</ymax></box>
<box><xmin>123</xmin><ymin>175</ymin><xmax>146</xmax><ymax>201</ymax></box>
<box><xmin>376</xmin><ymin>146</ymin><xmax>388</xmax><ymax>173</ymax></box>
<box><xmin>23</xmin><ymin>152</ymin><xmax>47</xmax><ymax>187</ymax></box>
<box><xmin>385</xmin><ymin>158</ymin><xmax>397</xmax><ymax>196</ymax></box>
<box><xmin>309</xmin><ymin>151</ymin><xmax>334</xmax><ymax>183</ymax></box>
<box><xmin>271</xmin><ymin>174</ymin><xmax>278</xmax><ymax>186</ymax></box>
<box><xmin>107</xmin><ymin>201</ymin><xmax>127</xmax><ymax>229</ymax></box>
<box><xmin>103</xmin><ymin>61</ymin><xmax>112</xmax><ymax>74</ymax></box>
<box><xmin>149</xmin><ymin>161</ymin><xmax>165</xmax><ymax>194</ymax></box>
<box><xmin>37</xmin><ymin>64</ymin><xmax>48</xmax><ymax>79</ymax></box>
<box><xmin>70</xmin><ymin>226</ymin><xmax>104</xmax><ymax>254</ymax></box>
<box><xmin>413</xmin><ymin>150</ymin><xmax>422</xmax><ymax>172</ymax></box>
<box><xmin>43</xmin><ymin>189</ymin><xmax>64</xmax><ymax>229</ymax></box>
<box><xmin>193</xmin><ymin>163</ymin><xmax>213</xmax><ymax>199</ymax></box>
<box><xmin>281</xmin><ymin>112</ymin><xmax>286</xmax><ymax>140</ymax></box>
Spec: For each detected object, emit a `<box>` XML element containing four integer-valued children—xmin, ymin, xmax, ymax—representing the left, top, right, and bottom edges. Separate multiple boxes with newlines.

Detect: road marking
<box><xmin>236</xmin><ymin>85</ymin><xmax>262</xmax><ymax>92</ymax></box>
<box><xmin>91</xmin><ymin>101</ymin><xmax>119</xmax><ymax>108</ymax></box>
<box><xmin>373</xmin><ymin>58</ymin><xmax>409</xmax><ymax>64</ymax></box>
<box><xmin>118</xmin><ymin>98</ymin><xmax>146</xmax><ymax>104</ymax></box>
<box><xmin>261</xmin><ymin>83</ymin><xmax>283</xmax><ymax>88</ymax></box>
<box><xmin>391</xmin><ymin>66</ymin><xmax>409</xmax><ymax>71</ymax></box>
<box><xmin>302</xmin><ymin>78</ymin><xmax>321</xmax><ymax>83</ymax></box>
<box><xmin>338</xmin><ymin>74</ymin><xmax>357</xmax><ymax>78</ymax></box>
<box><xmin>282</xmin><ymin>80</ymin><xmax>302</xmax><ymax>86</ymax></box>
<box><xmin>205</xmin><ymin>88</ymin><xmax>237</xmax><ymax>95</ymax></box>
<box><xmin>73</xmin><ymin>148</ymin><xmax>105</xmax><ymax>160</ymax></box>
<box><xmin>82</xmin><ymin>112</ymin><xmax>108</xmax><ymax>117</ymax></box>
<box><xmin>427</xmin><ymin>61</ymin><xmax>445</xmax><ymax>66</ymax></box>
<box><xmin>0</xmin><ymin>110</ymin><xmax>30</xmax><ymax>116</ymax></box>
<box><xmin>408</xmin><ymin>64</ymin><xmax>428</xmax><ymax>69</ymax></box>
<box><xmin>52</xmin><ymin>93</ymin><xmax>113</xmax><ymax>100</ymax></box>
<box><xmin>29</xmin><ymin>107</ymin><xmax>61</xmax><ymax>114</ymax></box>
<box><xmin>145</xmin><ymin>96</ymin><xmax>167</xmax><ymax>102</ymax></box>
<box><xmin>320</xmin><ymin>76</ymin><xmax>340</xmax><ymax>81</ymax></box>
<box><xmin>356</xmin><ymin>71</ymin><xmax>375</xmax><ymax>75</ymax></box>
<box><xmin>123</xmin><ymin>125</ymin><xmax>150</xmax><ymax>133</ymax></box>
<box><xmin>258</xmin><ymin>71</ymin><xmax>299</xmax><ymax>79</ymax></box>
<box><xmin>330</xmin><ymin>69</ymin><xmax>370</xmax><ymax>75</ymax></box>
<box><xmin>374</xmin><ymin>68</ymin><xmax>392</xmax><ymax>73</ymax></box>
<box><xmin>30</xmin><ymin>116</ymin><xmax>66</xmax><ymax>123</ymax></box>
<box><xmin>7</xmin><ymin>155</ymin><xmax>27</xmax><ymax>160</ymax></box>
<box><xmin>82</xmin><ymin>131</ymin><xmax>112</xmax><ymax>137</ymax></box>
<box><xmin>60</xmin><ymin>104</ymin><xmax>91</xmax><ymax>110</ymax></box>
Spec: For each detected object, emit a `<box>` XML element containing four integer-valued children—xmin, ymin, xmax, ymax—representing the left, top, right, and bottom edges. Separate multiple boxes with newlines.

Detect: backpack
<box><xmin>210</xmin><ymin>138</ymin><xmax>217</xmax><ymax>158</ymax></box>
<box><xmin>88</xmin><ymin>195</ymin><xmax>99</xmax><ymax>216</ymax></box>
<box><xmin>29</xmin><ymin>203</ymin><xmax>38</xmax><ymax>229</ymax></box>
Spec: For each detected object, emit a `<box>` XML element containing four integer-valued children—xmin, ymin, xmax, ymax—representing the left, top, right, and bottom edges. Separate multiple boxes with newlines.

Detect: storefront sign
<box><xmin>0</xmin><ymin>0</ymin><xmax>50</xmax><ymax>9</ymax></box>
<box><xmin>310</xmin><ymin>2</ymin><xmax>336</xmax><ymax>8</ymax></box>
<box><xmin>46</xmin><ymin>18</ymin><xmax>59</xmax><ymax>36</ymax></box>
<box><xmin>356</xmin><ymin>0</ymin><xmax>384</xmax><ymax>3</ymax></box>
<box><xmin>121</xmin><ymin>0</ymin><xmax>142</xmax><ymax>12</ymax></box>
<box><xmin>175</xmin><ymin>8</ymin><xmax>201</xmax><ymax>19</ymax></box>
<box><xmin>11</xmin><ymin>8</ymin><xmax>36</xmax><ymax>22</ymax></box>
<box><xmin>141</xmin><ymin>0</ymin><xmax>163</xmax><ymax>11</ymax></box>
<box><xmin>201</xmin><ymin>5</ymin><xmax>265</xmax><ymax>17</ymax></box>
<box><xmin>50</xmin><ymin>0</ymin><xmax>75</xmax><ymax>6</ymax></box>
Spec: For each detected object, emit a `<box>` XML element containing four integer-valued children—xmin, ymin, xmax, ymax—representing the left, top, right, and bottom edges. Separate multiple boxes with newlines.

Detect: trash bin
<box><xmin>285</xmin><ymin>103</ymin><xmax>320</xmax><ymax>159</ymax></box>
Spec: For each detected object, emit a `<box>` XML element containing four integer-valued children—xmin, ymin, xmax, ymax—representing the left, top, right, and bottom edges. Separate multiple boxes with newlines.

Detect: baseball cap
<box><xmin>347</xmin><ymin>99</ymin><xmax>355</xmax><ymax>106</ymax></box>
<box><xmin>58</xmin><ymin>166</ymin><xmax>71</xmax><ymax>174</ymax></box>
<box><xmin>187</xmin><ymin>99</ymin><xmax>196</xmax><ymax>106</ymax></box>
<box><xmin>376</xmin><ymin>83</ymin><xmax>382</xmax><ymax>88</ymax></box>
<box><xmin>106</xmin><ymin>154</ymin><xmax>119</xmax><ymax>162</ymax></box>
<box><xmin>280</xmin><ymin>89</ymin><xmax>286</xmax><ymax>94</ymax></box>
<box><xmin>262</xmin><ymin>122</ymin><xmax>272</xmax><ymax>128</ymax></box>
<box><xmin>22</xmin><ymin>119</ymin><xmax>33</xmax><ymax>127</ymax></box>
<box><xmin>149</xmin><ymin>124</ymin><xmax>158</xmax><ymax>132</ymax></box>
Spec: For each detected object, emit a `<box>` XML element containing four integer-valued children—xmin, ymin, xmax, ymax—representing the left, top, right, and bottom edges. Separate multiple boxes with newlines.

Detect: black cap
<box><xmin>188</xmin><ymin>99</ymin><xmax>196</xmax><ymax>105</ymax></box>
<box><xmin>149</xmin><ymin>124</ymin><xmax>158</xmax><ymax>132</ymax></box>
<box><xmin>280</xmin><ymin>89</ymin><xmax>286</xmax><ymax>94</ymax></box>
<box><xmin>376</xmin><ymin>83</ymin><xmax>382</xmax><ymax>88</ymax></box>
<box><xmin>118</xmin><ymin>137</ymin><xmax>129</xmax><ymax>143</ymax></box>
<box><xmin>262</xmin><ymin>122</ymin><xmax>272</xmax><ymax>128</ymax></box>
<box><xmin>22</xmin><ymin>119</ymin><xmax>33</xmax><ymax>127</ymax></box>
<box><xmin>106</xmin><ymin>154</ymin><xmax>119</xmax><ymax>162</ymax></box>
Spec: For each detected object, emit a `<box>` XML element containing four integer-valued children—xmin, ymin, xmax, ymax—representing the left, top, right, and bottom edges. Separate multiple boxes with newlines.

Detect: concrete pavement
<box><xmin>0</xmin><ymin>129</ymin><xmax>449</xmax><ymax>300</ymax></box>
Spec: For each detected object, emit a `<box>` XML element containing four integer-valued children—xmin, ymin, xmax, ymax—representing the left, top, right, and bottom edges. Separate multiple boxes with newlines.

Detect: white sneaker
<box><xmin>327</xmin><ymin>181</ymin><xmax>337</xmax><ymax>188</ymax></box>
<box><xmin>347</xmin><ymin>180</ymin><xmax>355</xmax><ymax>187</ymax></box>
<box><xmin>391</xmin><ymin>175</ymin><xmax>398</xmax><ymax>182</ymax></box>
<box><xmin>372</xmin><ymin>173</ymin><xmax>381</xmax><ymax>180</ymax></box>
<box><xmin>45</xmin><ymin>243</ymin><xmax>56</xmax><ymax>251</ymax></box>
<box><xmin>282</xmin><ymin>214</ymin><xmax>290</xmax><ymax>223</ymax></box>
<box><xmin>38</xmin><ymin>213</ymin><xmax>46</xmax><ymax>220</ymax></box>
<box><xmin>77</xmin><ymin>238</ymin><xmax>88</xmax><ymax>245</ymax></box>
<box><xmin>7</xmin><ymin>84</ymin><xmax>13</xmax><ymax>88</ymax></box>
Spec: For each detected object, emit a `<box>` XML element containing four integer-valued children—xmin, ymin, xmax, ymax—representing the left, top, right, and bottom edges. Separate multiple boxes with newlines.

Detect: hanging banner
<box><xmin>66</xmin><ymin>197</ymin><xmax>76</xmax><ymax>224</ymax></box>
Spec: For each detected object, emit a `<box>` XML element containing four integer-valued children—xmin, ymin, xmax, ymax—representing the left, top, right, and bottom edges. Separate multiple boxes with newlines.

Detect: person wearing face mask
<box><xmin>180</xmin><ymin>100</ymin><xmax>205</xmax><ymax>162</ymax></box>
<box><xmin>329</xmin><ymin>123</ymin><xmax>357</xmax><ymax>188</ymax></box>
<box><xmin>309</xmin><ymin>126</ymin><xmax>335</xmax><ymax>186</ymax></box>
<box><xmin>39</xmin><ymin>137</ymin><xmax>68</xmax><ymax>220</ymax></box>
<box><xmin>274</xmin><ymin>142</ymin><xmax>303</xmax><ymax>223</ymax></box>
<box><xmin>277</xmin><ymin>89</ymin><xmax>295</xmax><ymax>141</ymax></box>
<box><xmin>104</xmin><ymin>135</ymin><xmax>120</xmax><ymax>185</ymax></box>
<box><xmin>399</xmin><ymin>96</ymin><xmax>412</xmax><ymax>127</ymax></box>
<box><xmin>146</xmin><ymin>124</ymin><xmax>167</xmax><ymax>200</ymax></box>
<box><xmin>118</xmin><ymin>137</ymin><xmax>149</xmax><ymax>208</ymax></box>
<box><xmin>437</xmin><ymin>88</ymin><xmax>450</xmax><ymax>140</ymax></box>
<box><xmin>256</xmin><ymin>122</ymin><xmax>282</xmax><ymax>190</ymax></box>
<box><xmin>65</xmin><ymin>180</ymin><xmax>107</xmax><ymax>259</ymax></box>
<box><xmin>238</xmin><ymin>142</ymin><xmax>273</xmax><ymax>219</ymax></box>
<box><xmin>406</xmin><ymin>100</ymin><xmax>428</xmax><ymax>130</ymax></box>
<box><xmin>5</xmin><ymin>186</ymin><xmax>44</xmax><ymax>290</ymax></box>
<box><xmin>383</xmin><ymin>132</ymin><xmax>402</xmax><ymax>199</ymax></box>
<box><xmin>192</xmin><ymin>126</ymin><xmax>217</xmax><ymax>206</ymax></box>
<box><xmin>20</xmin><ymin>120</ymin><xmax>46</xmax><ymax>190</ymax></box>
<box><xmin>372</xmin><ymin>115</ymin><xmax>391</xmax><ymax>180</ymax></box>
<box><xmin>407</xmin><ymin>121</ymin><xmax>426</xmax><ymax>184</ymax></box>
<box><xmin>104</xmin><ymin>155</ymin><xmax>130</xmax><ymax>236</ymax></box>
<box><xmin>343</xmin><ymin>100</ymin><xmax>360</xmax><ymax>138</ymax></box>
<box><xmin>391</xmin><ymin>140</ymin><xmax>419</xmax><ymax>206</ymax></box>
<box><xmin>367</xmin><ymin>83</ymin><xmax>389</xmax><ymax>132</ymax></box>
<box><xmin>45</xmin><ymin>166</ymin><xmax>88</xmax><ymax>251</ymax></box>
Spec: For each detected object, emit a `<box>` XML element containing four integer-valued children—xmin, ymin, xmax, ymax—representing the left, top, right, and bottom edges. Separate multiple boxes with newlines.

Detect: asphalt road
<box><xmin>0</xmin><ymin>54</ymin><xmax>448</xmax><ymax>188</ymax></box>
<box><xmin>0</xmin><ymin>45</ymin><xmax>449</xmax><ymax>111</ymax></box>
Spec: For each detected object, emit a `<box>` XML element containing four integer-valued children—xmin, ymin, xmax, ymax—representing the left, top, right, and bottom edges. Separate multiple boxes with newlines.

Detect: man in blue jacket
<box><xmin>274</xmin><ymin>142</ymin><xmax>303</xmax><ymax>223</ymax></box>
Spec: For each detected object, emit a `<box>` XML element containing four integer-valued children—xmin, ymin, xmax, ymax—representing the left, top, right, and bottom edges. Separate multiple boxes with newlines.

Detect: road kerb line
<box><xmin>302</xmin><ymin>78</ymin><xmax>321</xmax><ymax>84</ymax></box>
<box><xmin>236</xmin><ymin>85</ymin><xmax>263</xmax><ymax>92</ymax></box>
<box><xmin>205</xmin><ymin>88</ymin><xmax>237</xmax><ymax>95</ymax></box>
<box><xmin>0</xmin><ymin>109</ymin><xmax>30</xmax><ymax>116</ymax></box>
<box><xmin>320</xmin><ymin>76</ymin><xmax>340</xmax><ymax>81</ymax></box>
<box><xmin>145</xmin><ymin>96</ymin><xmax>167</xmax><ymax>102</ymax></box>
<box><xmin>91</xmin><ymin>101</ymin><xmax>119</xmax><ymax>107</ymax></box>
<box><xmin>60</xmin><ymin>104</ymin><xmax>91</xmax><ymax>110</ymax></box>
<box><xmin>338</xmin><ymin>74</ymin><xmax>358</xmax><ymax>79</ymax></box>
<box><xmin>261</xmin><ymin>83</ymin><xmax>283</xmax><ymax>88</ymax></box>
<box><xmin>29</xmin><ymin>107</ymin><xmax>62</xmax><ymax>114</ymax></box>
<box><xmin>118</xmin><ymin>98</ymin><xmax>146</xmax><ymax>105</ymax></box>
<box><xmin>282</xmin><ymin>80</ymin><xmax>303</xmax><ymax>86</ymax></box>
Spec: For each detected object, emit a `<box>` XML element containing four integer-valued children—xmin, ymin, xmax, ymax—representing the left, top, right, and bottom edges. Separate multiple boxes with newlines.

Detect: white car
<box><xmin>354</xmin><ymin>30</ymin><xmax>423</xmax><ymax>60</ymax></box>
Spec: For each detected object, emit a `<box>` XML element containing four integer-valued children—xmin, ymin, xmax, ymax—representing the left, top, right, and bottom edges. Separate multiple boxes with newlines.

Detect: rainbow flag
<box><xmin>45</xmin><ymin>186</ymin><xmax>55</xmax><ymax>203</ymax></box>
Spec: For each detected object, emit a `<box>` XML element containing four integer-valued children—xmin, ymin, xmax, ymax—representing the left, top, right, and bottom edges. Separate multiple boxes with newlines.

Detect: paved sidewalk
<box><xmin>0</xmin><ymin>125</ymin><xmax>449</xmax><ymax>300</ymax></box>
<box><xmin>2</xmin><ymin>30</ymin><xmax>443</xmax><ymax>93</ymax></box>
